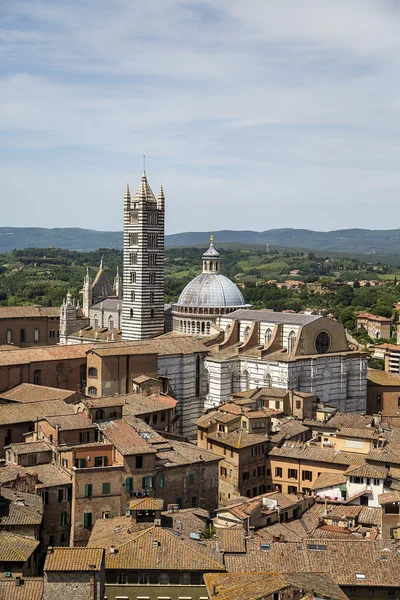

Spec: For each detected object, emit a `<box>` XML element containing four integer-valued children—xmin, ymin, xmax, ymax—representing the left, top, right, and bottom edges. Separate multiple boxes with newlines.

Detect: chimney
<box><xmin>213</xmin><ymin>585</ymin><xmax>219</xmax><ymax>596</ymax></box>
<box><xmin>15</xmin><ymin>577</ymin><xmax>22</xmax><ymax>587</ymax></box>
<box><xmin>110</xmin><ymin>545</ymin><xmax>117</xmax><ymax>554</ymax></box>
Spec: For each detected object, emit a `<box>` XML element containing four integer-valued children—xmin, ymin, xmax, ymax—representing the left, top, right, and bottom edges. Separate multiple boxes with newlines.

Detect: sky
<box><xmin>1</xmin><ymin>0</ymin><xmax>400</xmax><ymax>234</ymax></box>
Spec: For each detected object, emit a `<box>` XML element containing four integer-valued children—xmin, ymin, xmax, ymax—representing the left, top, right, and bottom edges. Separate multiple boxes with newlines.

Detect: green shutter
<box><xmin>142</xmin><ymin>476</ymin><xmax>146</xmax><ymax>489</ymax></box>
<box><xmin>159</xmin><ymin>474</ymin><xmax>165</xmax><ymax>488</ymax></box>
<box><xmin>84</xmin><ymin>484</ymin><xmax>92</xmax><ymax>497</ymax></box>
<box><xmin>102</xmin><ymin>482</ymin><xmax>110</xmax><ymax>495</ymax></box>
<box><xmin>125</xmin><ymin>477</ymin><xmax>133</xmax><ymax>492</ymax></box>
<box><xmin>61</xmin><ymin>512</ymin><xmax>67</xmax><ymax>526</ymax></box>
<box><xmin>84</xmin><ymin>513</ymin><xmax>92</xmax><ymax>528</ymax></box>
<box><xmin>58</xmin><ymin>489</ymin><xmax>63</xmax><ymax>502</ymax></box>
<box><xmin>104</xmin><ymin>456</ymin><xmax>109</xmax><ymax>466</ymax></box>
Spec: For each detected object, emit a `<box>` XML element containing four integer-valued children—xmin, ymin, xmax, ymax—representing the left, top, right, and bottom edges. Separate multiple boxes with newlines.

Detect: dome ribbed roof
<box><xmin>176</xmin><ymin>273</ymin><xmax>246</xmax><ymax>308</ymax></box>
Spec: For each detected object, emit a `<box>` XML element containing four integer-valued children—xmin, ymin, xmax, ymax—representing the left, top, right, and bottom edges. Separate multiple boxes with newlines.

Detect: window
<box><xmin>6</xmin><ymin>329</ymin><xmax>12</xmax><ymax>344</ymax></box>
<box><xmin>315</xmin><ymin>331</ymin><xmax>331</xmax><ymax>354</ymax></box>
<box><xmin>149</xmin><ymin>272</ymin><xmax>156</xmax><ymax>285</ymax></box>
<box><xmin>130</xmin><ymin>308</ymin><xmax>134</xmax><ymax>319</ymax></box>
<box><xmin>83</xmin><ymin>512</ymin><xmax>92</xmax><ymax>528</ymax></box>
<box><xmin>117</xmin><ymin>572</ymin><xmax>127</xmax><ymax>584</ymax></box>
<box><xmin>384</xmin><ymin>504</ymin><xmax>400</xmax><ymax>515</ymax></box>
<box><xmin>130</xmin><ymin>211</ymin><xmax>138</xmax><ymax>224</ymax></box>
<box><xmin>95</xmin><ymin>409</ymin><xmax>105</xmax><ymax>420</ymax></box>
<box><xmin>42</xmin><ymin>491</ymin><xmax>49</xmax><ymax>505</ymax></box>
<box><xmin>94</xmin><ymin>456</ymin><xmax>108</xmax><ymax>467</ymax></box>
<box><xmin>275</xmin><ymin>467</ymin><xmax>282</xmax><ymax>477</ymax></box>
<box><xmin>60</xmin><ymin>533</ymin><xmax>67</xmax><ymax>544</ymax></box>
<box><xmin>130</xmin><ymin>252</ymin><xmax>138</xmax><ymax>265</ymax></box>
<box><xmin>49</xmin><ymin>535</ymin><xmax>55</xmax><ymax>546</ymax></box>
<box><xmin>125</xmin><ymin>477</ymin><xmax>133</xmax><ymax>492</ymax></box>
<box><xmin>62</xmin><ymin>458</ymin><xmax>68</xmax><ymax>468</ymax></box>
<box><xmin>88</xmin><ymin>367</ymin><xmax>98</xmax><ymax>378</ymax></box>
<box><xmin>34</xmin><ymin>328</ymin><xmax>40</xmax><ymax>342</ymax></box>
<box><xmin>75</xmin><ymin>458</ymin><xmax>86</xmax><ymax>468</ymax></box>
<box><xmin>61</xmin><ymin>512</ymin><xmax>67</xmax><ymax>526</ymax></box>
<box><xmin>136</xmin><ymin>455</ymin><xmax>143</xmax><ymax>469</ymax></box>
<box><xmin>220</xmin><ymin>467</ymin><xmax>227</xmax><ymax>477</ymax></box>
<box><xmin>288</xmin><ymin>330</ymin><xmax>296</xmax><ymax>353</ymax></box>
<box><xmin>148</xmin><ymin>253</ymin><xmax>157</xmax><ymax>266</ymax></box>
<box><xmin>275</xmin><ymin>400</ymin><xmax>280</xmax><ymax>409</ymax></box>
<box><xmin>265</xmin><ymin>328</ymin><xmax>273</xmax><ymax>345</ymax></box>
<box><xmin>139</xmin><ymin>573</ymin><xmax>149</xmax><ymax>584</ymax></box>
<box><xmin>102</xmin><ymin>482</ymin><xmax>111</xmax><ymax>495</ymax></box>
<box><xmin>130</xmin><ymin>271</ymin><xmax>136</xmax><ymax>284</ymax></box>
<box><xmin>58</xmin><ymin>488</ymin><xmax>68</xmax><ymax>502</ymax></box>
<box><xmin>84</xmin><ymin>484</ymin><xmax>92</xmax><ymax>497</ymax></box>
<box><xmin>302</xmin><ymin>470</ymin><xmax>312</xmax><ymax>482</ymax></box>
<box><xmin>20</xmin><ymin>328</ymin><xmax>26</xmax><ymax>344</ymax></box>
<box><xmin>88</xmin><ymin>386</ymin><xmax>97</xmax><ymax>395</ymax></box>
<box><xmin>161</xmin><ymin>412</ymin><xmax>166</xmax><ymax>422</ymax></box>
<box><xmin>148</xmin><ymin>233</ymin><xmax>158</xmax><ymax>248</ymax></box>
<box><xmin>242</xmin><ymin>471</ymin><xmax>250</xmax><ymax>481</ymax></box>
<box><xmin>264</xmin><ymin>373</ymin><xmax>272</xmax><ymax>388</ymax></box>
<box><xmin>373</xmin><ymin>478</ymin><xmax>380</xmax><ymax>486</ymax></box>
<box><xmin>33</xmin><ymin>369</ymin><xmax>41</xmax><ymax>385</ymax></box>
<box><xmin>189</xmin><ymin>474</ymin><xmax>195</xmax><ymax>485</ymax></box>
<box><xmin>129</xmin><ymin>232</ymin><xmax>138</xmax><ymax>245</ymax></box>
<box><xmin>150</xmin><ymin>308</ymin><xmax>155</xmax><ymax>319</ymax></box>
<box><xmin>288</xmin><ymin>485</ymin><xmax>298</xmax><ymax>494</ymax></box>
<box><xmin>28</xmin><ymin>454</ymin><xmax>37</xmax><ymax>466</ymax></box>
<box><xmin>149</xmin><ymin>291</ymin><xmax>155</xmax><ymax>303</ymax></box>
<box><xmin>159</xmin><ymin>573</ymin><xmax>169</xmax><ymax>585</ymax></box>
<box><xmin>288</xmin><ymin>469</ymin><xmax>298</xmax><ymax>479</ymax></box>
<box><xmin>79</xmin><ymin>431</ymin><xmax>90</xmax><ymax>443</ymax></box>
<box><xmin>131</xmin><ymin>291</ymin><xmax>135</xmax><ymax>302</ymax></box>
<box><xmin>296</xmin><ymin>400</ymin><xmax>301</xmax><ymax>409</ymax></box>
<box><xmin>159</xmin><ymin>474</ymin><xmax>165</xmax><ymax>488</ymax></box>
<box><xmin>148</xmin><ymin>211</ymin><xmax>158</xmax><ymax>225</ymax></box>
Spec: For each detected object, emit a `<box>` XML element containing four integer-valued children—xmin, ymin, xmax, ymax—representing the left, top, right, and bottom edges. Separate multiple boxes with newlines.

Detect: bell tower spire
<box><xmin>202</xmin><ymin>234</ymin><xmax>221</xmax><ymax>274</ymax></box>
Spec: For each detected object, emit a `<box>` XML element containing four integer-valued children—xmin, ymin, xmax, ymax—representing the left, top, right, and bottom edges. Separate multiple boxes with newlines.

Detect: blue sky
<box><xmin>1</xmin><ymin>1</ymin><xmax>400</xmax><ymax>233</ymax></box>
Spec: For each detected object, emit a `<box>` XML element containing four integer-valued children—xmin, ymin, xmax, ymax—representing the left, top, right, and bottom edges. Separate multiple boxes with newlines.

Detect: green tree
<box><xmin>339</xmin><ymin>307</ymin><xmax>357</xmax><ymax>331</ymax></box>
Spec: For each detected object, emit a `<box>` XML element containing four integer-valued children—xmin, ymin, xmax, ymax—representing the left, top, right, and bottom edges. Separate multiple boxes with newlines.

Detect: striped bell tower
<box><xmin>121</xmin><ymin>171</ymin><xmax>165</xmax><ymax>340</ymax></box>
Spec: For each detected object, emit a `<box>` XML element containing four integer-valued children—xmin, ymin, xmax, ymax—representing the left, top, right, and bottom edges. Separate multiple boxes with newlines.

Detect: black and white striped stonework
<box><xmin>121</xmin><ymin>172</ymin><xmax>165</xmax><ymax>341</ymax></box>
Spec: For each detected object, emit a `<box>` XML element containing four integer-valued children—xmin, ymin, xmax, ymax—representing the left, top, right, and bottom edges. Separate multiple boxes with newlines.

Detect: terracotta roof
<box><xmin>8</xmin><ymin>441</ymin><xmax>51</xmax><ymax>455</ymax></box>
<box><xmin>378</xmin><ymin>491</ymin><xmax>400</xmax><ymax>505</ymax></box>
<box><xmin>269</xmin><ymin>444</ymin><xmax>366</xmax><ymax>466</ymax></box>
<box><xmin>0</xmin><ymin>305</ymin><xmax>60</xmax><ymax>319</ymax></box>
<box><xmin>129</xmin><ymin>497</ymin><xmax>164</xmax><ymax>511</ymax></box>
<box><xmin>122</xmin><ymin>393</ymin><xmax>177</xmax><ymax>416</ymax></box>
<box><xmin>155</xmin><ymin>439</ymin><xmax>221</xmax><ymax>467</ymax></box>
<box><xmin>367</xmin><ymin>369</ymin><xmax>400</xmax><ymax>387</ymax></box>
<box><xmin>0</xmin><ymin>383</ymin><xmax>77</xmax><ymax>403</ymax></box>
<box><xmin>225</xmin><ymin>539</ymin><xmax>400</xmax><ymax>586</ymax></box>
<box><xmin>357</xmin><ymin>312</ymin><xmax>393</xmax><ymax>322</ymax></box>
<box><xmin>89</xmin><ymin>336</ymin><xmax>208</xmax><ymax>358</ymax></box>
<box><xmin>0</xmin><ymin>577</ymin><xmax>43</xmax><ymax>600</ymax></box>
<box><xmin>44</xmin><ymin>547</ymin><xmax>104</xmax><ymax>571</ymax></box>
<box><xmin>45</xmin><ymin>413</ymin><xmax>96</xmax><ymax>431</ymax></box>
<box><xmin>0</xmin><ymin>531</ymin><xmax>39</xmax><ymax>562</ymax></box>
<box><xmin>87</xmin><ymin>516</ymin><xmax>152</xmax><ymax>548</ymax></box>
<box><xmin>278</xmin><ymin>420</ymin><xmax>310</xmax><ymax>438</ymax></box>
<box><xmin>83</xmin><ymin>396</ymin><xmax>125</xmax><ymax>409</ymax></box>
<box><xmin>0</xmin><ymin>488</ymin><xmax>43</xmax><ymax>526</ymax></box>
<box><xmin>216</xmin><ymin>528</ymin><xmax>246</xmax><ymax>553</ymax></box>
<box><xmin>312</xmin><ymin>472</ymin><xmax>347</xmax><ymax>491</ymax></box>
<box><xmin>204</xmin><ymin>572</ymin><xmax>347</xmax><ymax>600</ymax></box>
<box><xmin>325</xmin><ymin>413</ymin><xmax>374</xmax><ymax>430</ymax></box>
<box><xmin>0</xmin><ymin>400</ymin><xmax>74</xmax><ymax>426</ymax></box>
<box><xmin>207</xmin><ymin>430</ymin><xmax>268</xmax><ymax>449</ymax></box>
<box><xmin>367</xmin><ymin>446</ymin><xmax>400</xmax><ymax>465</ymax></box>
<box><xmin>336</xmin><ymin>427</ymin><xmax>380</xmax><ymax>440</ymax></box>
<box><xmin>255</xmin><ymin>520</ymin><xmax>308</xmax><ymax>543</ymax></box>
<box><xmin>0</xmin><ymin>344</ymin><xmax>92</xmax><ymax>366</ymax></box>
<box><xmin>358</xmin><ymin>507</ymin><xmax>381</xmax><ymax>526</ymax></box>
<box><xmin>346</xmin><ymin>464</ymin><xmax>388</xmax><ymax>479</ymax></box>
<box><xmin>0</xmin><ymin>464</ymin><xmax>31</xmax><ymax>485</ymax></box>
<box><xmin>105</xmin><ymin>526</ymin><xmax>225</xmax><ymax>571</ymax></box>
<box><xmin>24</xmin><ymin>463</ymin><xmax>71</xmax><ymax>489</ymax></box>
<box><xmin>100</xmin><ymin>419</ymin><xmax>156</xmax><ymax>455</ymax></box>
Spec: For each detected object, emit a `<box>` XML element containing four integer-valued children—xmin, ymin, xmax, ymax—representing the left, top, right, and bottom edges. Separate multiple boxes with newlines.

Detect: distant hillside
<box><xmin>1</xmin><ymin>227</ymin><xmax>400</xmax><ymax>255</ymax></box>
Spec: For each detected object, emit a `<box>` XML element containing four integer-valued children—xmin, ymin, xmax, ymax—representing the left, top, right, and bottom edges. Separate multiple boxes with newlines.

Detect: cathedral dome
<box><xmin>176</xmin><ymin>272</ymin><xmax>246</xmax><ymax>308</ymax></box>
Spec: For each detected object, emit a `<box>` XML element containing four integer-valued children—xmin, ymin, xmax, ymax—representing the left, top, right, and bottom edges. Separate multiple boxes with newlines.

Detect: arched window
<box><xmin>192</xmin><ymin>321</ymin><xmax>195</xmax><ymax>334</ymax></box>
<box><xmin>33</xmin><ymin>328</ymin><xmax>40</xmax><ymax>343</ymax></box>
<box><xmin>196</xmin><ymin>321</ymin><xmax>200</xmax><ymax>334</ymax></box>
<box><xmin>201</xmin><ymin>322</ymin><xmax>205</xmax><ymax>334</ymax></box>
<box><xmin>206</xmin><ymin>322</ymin><xmax>210</xmax><ymax>335</ymax></box>
<box><xmin>180</xmin><ymin>320</ymin><xmax>183</xmax><ymax>332</ymax></box>
<box><xmin>242</xmin><ymin>370</ymin><xmax>250</xmax><ymax>390</ymax></box>
<box><xmin>315</xmin><ymin>331</ymin><xmax>331</xmax><ymax>354</ymax></box>
<box><xmin>33</xmin><ymin>369</ymin><xmax>41</xmax><ymax>385</ymax></box>
<box><xmin>130</xmin><ymin>271</ymin><xmax>136</xmax><ymax>284</ymax></box>
<box><xmin>184</xmin><ymin>321</ymin><xmax>187</xmax><ymax>333</ymax></box>
<box><xmin>80</xmin><ymin>364</ymin><xmax>86</xmax><ymax>391</ymax></box>
<box><xmin>6</xmin><ymin>329</ymin><xmax>12</xmax><ymax>344</ymax></box>
<box><xmin>108</xmin><ymin>315</ymin><xmax>114</xmax><ymax>330</ymax></box>
<box><xmin>131</xmin><ymin>291</ymin><xmax>135</xmax><ymax>302</ymax></box>
<box><xmin>88</xmin><ymin>367</ymin><xmax>98</xmax><ymax>378</ymax></box>
<box><xmin>88</xmin><ymin>386</ymin><xmax>97</xmax><ymax>396</ymax></box>
<box><xmin>150</xmin><ymin>309</ymin><xmax>155</xmax><ymax>319</ymax></box>
<box><xmin>243</xmin><ymin>326</ymin><xmax>251</xmax><ymax>340</ymax></box>
<box><xmin>130</xmin><ymin>308</ymin><xmax>134</xmax><ymax>319</ymax></box>
<box><xmin>288</xmin><ymin>330</ymin><xmax>296</xmax><ymax>354</ymax></box>
<box><xmin>93</xmin><ymin>315</ymin><xmax>99</xmax><ymax>329</ymax></box>
<box><xmin>264</xmin><ymin>373</ymin><xmax>272</xmax><ymax>388</ymax></box>
<box><xmin>95</xmin><ymin>409</ymin><xmax>105</xmax><ymax>420</ymax></box>
<box><xmin>265</xmin><ymin>328</ymin><xmax>273</xmax><ymax>346</ymax></box>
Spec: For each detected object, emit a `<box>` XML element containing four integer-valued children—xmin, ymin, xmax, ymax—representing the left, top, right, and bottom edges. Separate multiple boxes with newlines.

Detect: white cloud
<box><xmin>1</xmin><ymin>1</ymin><xmax>400</xmax><ymax>232</ymax></box>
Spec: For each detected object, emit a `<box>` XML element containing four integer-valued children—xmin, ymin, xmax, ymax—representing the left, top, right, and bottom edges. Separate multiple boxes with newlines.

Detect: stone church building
<box><xmin>58</xmin><ymin>169</ymin><xmax>368</xmax><ymax>433</ymax></box>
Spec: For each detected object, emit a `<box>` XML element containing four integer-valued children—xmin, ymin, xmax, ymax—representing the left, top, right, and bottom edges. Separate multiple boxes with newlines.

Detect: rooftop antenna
<box><xmin>143</xmin><ymin>154</ymin><xmax>146</xmax><ymax>173</ymax></box>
